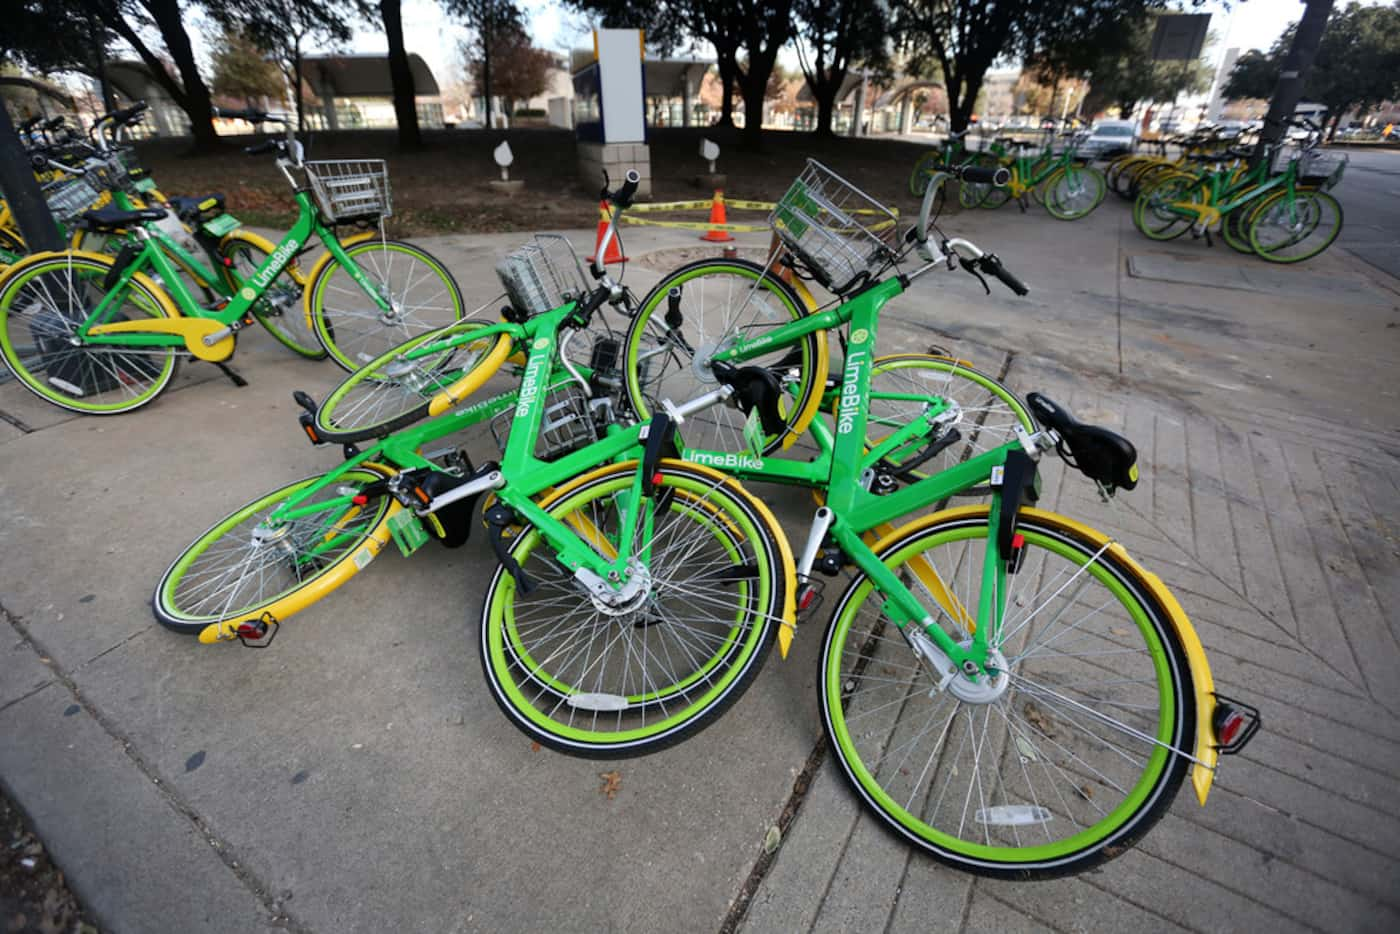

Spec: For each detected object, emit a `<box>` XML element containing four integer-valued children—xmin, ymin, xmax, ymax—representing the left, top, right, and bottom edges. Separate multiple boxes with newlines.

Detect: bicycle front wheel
<box><xmin>308</xmin><ymin>239</ymin><xmax>465</xmax><ymax>372</ymax></box>
<box><xmin>1248</xmin><ymin>189</ymin><xmax>1342</xmax><ymax>264</ymax></box>
<box><xmin>480</xmin><ymin>460</ymin><xmax>786</xmax><ymax>756</ymax></box>
<box><xmin>623</xmin><ymin>258</ymin><xmax>824</xmax><ymax>455</ymax></box>
<box><xmin>313</xmin><ymin>319</ymin><xmax>508</xmax><ymax>442</ymax></box>
<box><xmin>219</xmin><ymin>236</ymin><xmax>324</xmax><ymax>359</ymax></box>
<box><xmin>0</xmin><ymin>252</ymin><xmax>179</xmax><ymax>414</ymax></box>
<box><xmin>909</xmin><ymin>150</ymin><xmax>945</xmax><ymax>197</ymax></box>
<box><xmin>821</xmin><ymin>508</ymin><xmax>1193</xmax><ymax>877</ymax></box>
<box><xmin>153</xmin><ymin>469</ymin><xmax>395</xmax><ymax>634</ymax></box>
<box><xmin>1043</xmin><ymin>166</ymin><xmax>1106</xmax><ymax>220</ymax></box>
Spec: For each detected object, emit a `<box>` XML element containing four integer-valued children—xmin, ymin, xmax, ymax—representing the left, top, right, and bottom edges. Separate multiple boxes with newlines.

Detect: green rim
<box><xmin>314</xmin><ymin>318</ymin><xmax>501</xmax><ymax>440</ymax></box>
<box><xmin>0</xmin><ymin>255</ymin><xmax>178</xmax><ymax>414</ymax></box>
<box><xmin>483</xmin><ymin>467</ymin><xmax>777</xmax><ymax>749</ymax></box>
<box><xmin>1249</xmin><ymin>189</ymin><xmax>1341</xmax><ymax>264</ymax></box>
<box><xmin>623</xmin><ymin>259</ymin><xmax>820</xmax><ymax>455</ymax></box>
<box><xmin>154</xmin><ymin>469</ymin><xmax>391</xmax><ymax>629</ymax></box>
<box><xmin>309</xmin><ymin>240</ymin><xmax>466</xmax><ymax>372</ymax></box>
<box><xmin>822</xmin><ymin>518</ymin><xmax>1185</xmax><ymax>871</ymax></box>
<box><xmin>866</xmin><ymin>355</ymin><xmax>1034</xmax><ymax>480</ymax></box>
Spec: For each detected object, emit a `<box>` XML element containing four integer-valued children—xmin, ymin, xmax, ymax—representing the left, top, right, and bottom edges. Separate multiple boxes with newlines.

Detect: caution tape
<box><xmin>609</xmin><ymin>194</ymin><xmax>899</xmax><ymax>234</ymax></box>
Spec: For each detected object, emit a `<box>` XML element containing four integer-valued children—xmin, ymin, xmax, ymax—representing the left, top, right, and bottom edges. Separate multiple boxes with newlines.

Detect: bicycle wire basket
<box><xmin>770</xmin><ymin>159</ymin><xmax>901</xmax><ymax>295</ymax></box>
<box><xmin>304</xmin><ymin>159</ymin><xmax>392</xmax><ymax>221</ymax></box>
<box><xmin>1272</xmin><ymin>146</ymin><xmax>1348</xmax><ymax>190</ymax></box>
<box><xmin>495</xmin><ymin>234</ymin><xmax>590</xmax><ymax>317</ymax></box>
<box><xmin>43</xmin><ymin>175</ymin><xmax>102</xmax><ymax>224</ymax></box>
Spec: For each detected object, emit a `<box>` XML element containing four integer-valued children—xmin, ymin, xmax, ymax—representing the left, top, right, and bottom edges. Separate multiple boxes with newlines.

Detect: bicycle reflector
<box><xmin>1212</xmin><ymin>694</ymin><xmax>1261</xmax><ymax>755</ymax></box>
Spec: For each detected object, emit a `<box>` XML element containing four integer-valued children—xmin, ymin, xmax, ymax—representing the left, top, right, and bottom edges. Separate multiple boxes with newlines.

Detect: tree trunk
<box><xmin>813</xmin><ymin>80</ymin><xmax>839</xmax><ymax>137</ymax></box>
<box><xmin>293</xmin><ymin>42</ymin><xmax>305</xmax><ymax>134</ymax></box>
<box><xmin>1253</xmin><ymin>0</ymin><xmax>1334</xmax><ymax>168</ymax></box>
<box><xmin>131</xmin><ymin>0</ymin><xmax>219</xmax><ymax>150</ymax></box>
<box><xmin>714</xmin><ymin>52</ymin><xmax>740</xmax><ymax>129</ymax></box>
<box><xmin>483</xmin><ymin>32</ymin><xmax>493</xmax><ymax>128</ymax></box>
<box><xmin>1327</xmin><ymin>110</ymin><xmax>1343</xmax><ymax>142</ymax></box>
<box><xmin>379</xmin><ymin>0</ymin><xmax>422</xmax><ymax>150</ymax></box>
<box><xmin>0</xmin><ymin>103</ymin><xmax>63</xmax><ymax>251</ymax></box>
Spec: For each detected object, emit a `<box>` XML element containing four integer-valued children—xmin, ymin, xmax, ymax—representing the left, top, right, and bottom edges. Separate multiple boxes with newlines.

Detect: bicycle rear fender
<box><xmin>534</xmin><ymin>458</ymin><xmax>800</xmax><ymax>657</ymax></box>
<box><xmin>866</xmin><ymin>504</ymin><xmax>1220</xmax><ymax>806</ymax></box>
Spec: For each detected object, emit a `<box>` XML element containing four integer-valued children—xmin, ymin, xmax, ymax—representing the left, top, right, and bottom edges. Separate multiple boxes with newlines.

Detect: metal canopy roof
<box><xmin>302</xmin><ymin>53</ymin><xmax>440</xmax><ymax>97</ymax></box>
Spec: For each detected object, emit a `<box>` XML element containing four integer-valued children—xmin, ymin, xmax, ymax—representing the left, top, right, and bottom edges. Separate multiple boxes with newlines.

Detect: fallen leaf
<box><xmin>1015</xmin><ymin>737</ymin><xmax>1039</xmax><ymax>762</ymax></box>
<box><xmin>531</xmin><ymin>741</ymin><xmax>542</xmax><ymax>752</ymax></box>
<box><xmin>763</xmin><ymin>825</ymin><xmax>781</xmax><ymax>854</ymax></box>
<box><xmin>598</xmin><ymin>770</ymin><xmax>622</xmax><ymax>800</ymax></box>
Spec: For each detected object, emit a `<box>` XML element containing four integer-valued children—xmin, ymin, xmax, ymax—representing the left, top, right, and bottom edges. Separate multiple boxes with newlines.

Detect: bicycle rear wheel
<box><xmin>153</xmin><ymin>469</ymin><xmax>395</xmax><ymax>634</ymax></box>
<box><xmin>219</xmin><ymin>237</ymin><xmax>324</xmax><ymax>359</ymax></box>
<box><xmin>622</xmin><ymin>258</ymin><xmax>825</xmax><ymax>455</ymax></box>
<box><xmin>821</xmin><ymin>508</ymin><xmax>1193</xmax><ymax>877</ymax></box>
<box><xmin>0</xmin><ymin>252</ymin><xmax>179</xmax><ymax>414</ymax></box>
<box><xmin>866</xmin><ymin>355</ymin><xmax>1034</xmax><ymax>483</ymax></box>
<box><xmin>480</xmin><ymin>461</ymin><xmax>786</xmax><ymax>756</ymax></box>
<box><xmin>1043</xmin><ymin>166</ymin><xmax>1106</xmax><ymax>220</ymax></box>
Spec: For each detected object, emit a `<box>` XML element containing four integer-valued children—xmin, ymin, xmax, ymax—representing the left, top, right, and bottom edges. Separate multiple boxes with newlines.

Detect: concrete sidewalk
<box><xmin>2</xmin><ymin>196</ymin><xmax>1398</xmax><ymax>933</ymax></box>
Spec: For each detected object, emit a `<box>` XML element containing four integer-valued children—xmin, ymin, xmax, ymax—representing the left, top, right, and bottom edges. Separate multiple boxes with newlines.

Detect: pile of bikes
<box><xmin>1</xmin><ymin>102</ymin><xmax>1259</xmax><ymax>880</ymax></box>
<box><xmin>909</xmin><ymin>117</ymin><xmax>1346</xmax><ymax>264</ymax></box>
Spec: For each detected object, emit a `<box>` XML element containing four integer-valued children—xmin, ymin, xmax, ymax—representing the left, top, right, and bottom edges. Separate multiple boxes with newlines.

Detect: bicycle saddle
<box><xmin>167</xmin><ymin>194</ymin><xmax>226</xmax><ymax>221</ymax></box>
<box><xmin>1026</xmin><ymin>392</ymin><xmax>1138</xmax><ymax>492</ymax></box>
<box><xmin>78</xmin><ymin>206</ymin><xmax>168</xmax><ymax>230</ymax></box>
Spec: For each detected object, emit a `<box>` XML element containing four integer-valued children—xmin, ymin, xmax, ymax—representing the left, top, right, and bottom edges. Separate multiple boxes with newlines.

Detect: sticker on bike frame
<box><xmin>201</xmin><ymin>214</ymin><xmax>240</xmax><ymax>238</ymax></box>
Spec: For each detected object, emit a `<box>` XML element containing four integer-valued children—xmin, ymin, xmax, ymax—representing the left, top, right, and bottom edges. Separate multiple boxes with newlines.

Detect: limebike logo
<box><xmin>684</xmin><ymin>450</ymin><xmax>764</xmax><ymax>470</ymax></box>
<box><xmin>253</xmin><ymin>238</ymin><xmax>300</xmax><ymax>289</ymax></box>
<box><xmin>516</xmin><ymin>352</ymin><xmax>546</xmax><ymax>420</ymax></box>
<box><xmin>837</xmin><ymin>349</ymin><xmax>867</xmax><ymax>434</ymax></box>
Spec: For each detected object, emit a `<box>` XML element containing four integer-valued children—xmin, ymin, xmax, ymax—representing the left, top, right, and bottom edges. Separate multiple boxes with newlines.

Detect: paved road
<box><xmin>1332</xmin><ymin>147</ymin><xmax>1400</xmax><ymax>282</ymax></box>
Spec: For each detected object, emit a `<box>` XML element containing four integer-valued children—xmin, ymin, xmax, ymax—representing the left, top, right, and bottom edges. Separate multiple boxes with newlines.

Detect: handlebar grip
<box><xmin>611</xmin><ymin>170</ymin><xmax>641</xmax><ymax>208</ymax></box>
<box><xmin>956</xmin><ymin>164</ymin><xmax>1011</xmax><ymax>186</ymax></box>
<box><xmin>980</xmin><ymin>254</ymin><xmax>1028</xmax><ymax>297</ymax></box>
<box><xmin>244</xmin><ymin>140</ymin><xmax>278</xmax><ymax>156</ymax></box>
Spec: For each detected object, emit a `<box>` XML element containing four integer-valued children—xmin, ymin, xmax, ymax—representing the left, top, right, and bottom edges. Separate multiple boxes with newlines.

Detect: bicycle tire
<box><xmin>0</xmin><ymin>252</ymin><xmax>180</xmax><ymax>414</ymax></box>
<box><xmin>910</xmin><ymin>150</ymin><xmax>945</xmax><ymax>197</ymax></box>
<box><xmin>1248</xmin><ymin>189</ymin><xmax>1342</xmax><ymax>264</ymax></box>
<box><xmin>622</xmin><ymin>258</ymin><xmax>825</xmax><ymax>455</ymax></box>
<box><xmin>219</xmin><ymin>236</ymin><xmax>325</xmax><ymax>359</ymax></box>
<box><xmin>480</xmin><ymin>460</ymin><xmax>786</xmax><ymax>756</ymax></box>
<box><xmin>1043</xmin><ymin>166</ymin><xmax>1106</xmax><ymax>220</ymax></box>
<box><xmin>313</xmin><ymin>319</ymin><xmax>509</xmax><ymax>443</ymax></box>
<box><xmin>821</xmin><ymin>507</ymin><xmax>1193</xmax><ymax>877</ymax></box>
<box><xmin>1132</xmin><ymin>173</ymin><xmax>1197</xmax><ymax>241</ymax></box>
<box><xmin>308</xmin><ymin>239</ymin><xmax>466</xmax><ymax>373</ymax></box>
<box><xmin>864</xmin><ymin>354</ymin><xmax>1035</xmax><ymax>483</ymax></box>
<box><xmin>153</xmin><ymin>468</ymin><xmax>395</xmax><ymax>634</ymax></box>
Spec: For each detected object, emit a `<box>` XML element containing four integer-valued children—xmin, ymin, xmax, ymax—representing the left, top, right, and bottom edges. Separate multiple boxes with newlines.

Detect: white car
<box><xmin>1077</xmin><ymin>120</ymin><xmax>1139</xmax><ymax>159</ymax></box>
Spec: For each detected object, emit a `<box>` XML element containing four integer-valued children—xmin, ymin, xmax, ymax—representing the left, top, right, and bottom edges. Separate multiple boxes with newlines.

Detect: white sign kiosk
<box><xmin>573</xmin><ymin>29</ymin><xmax>651</xmax><ymax>197</ymax></box>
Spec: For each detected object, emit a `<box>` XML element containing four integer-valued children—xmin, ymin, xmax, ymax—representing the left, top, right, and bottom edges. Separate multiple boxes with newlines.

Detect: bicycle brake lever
<box><xmin>962</xmin><ymin>261</ymin><xmax>991</xmax><ymax>295</ymax></box>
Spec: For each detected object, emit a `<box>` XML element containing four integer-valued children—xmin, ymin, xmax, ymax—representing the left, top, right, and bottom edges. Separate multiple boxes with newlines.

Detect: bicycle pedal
<box><xmin>795</xmin><ymin>577</ymin><xmax>825</xmax><ymax>618</ymax></box>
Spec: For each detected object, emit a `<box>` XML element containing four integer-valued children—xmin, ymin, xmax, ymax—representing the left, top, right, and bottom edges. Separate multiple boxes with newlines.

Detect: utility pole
<box><xmin>1252</xmin><ymin>0</ymin><xmax>1334</xmax><ymax>167</ymax></box>
<box><xmin>0</xmin><ymin>101</ymin><xmax>63</xmax><ymax>252</ymax></box>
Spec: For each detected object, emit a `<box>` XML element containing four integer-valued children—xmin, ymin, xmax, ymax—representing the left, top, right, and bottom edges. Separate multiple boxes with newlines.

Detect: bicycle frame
<box><xmin>77</xmin><ymin>190</ymin><xmax>392</xmax><ymax>356</ymax></box>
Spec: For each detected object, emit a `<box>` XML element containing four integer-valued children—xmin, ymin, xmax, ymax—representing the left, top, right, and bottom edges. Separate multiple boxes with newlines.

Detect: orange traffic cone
<box><xmin>700</xmin><ymin>190</ymin><xmax>735</xmax><ymax>243</ymax></box>
<box><xmin>587</xmin><ymin>200</ymin><xmax>627</xmax><ymax>264</ymax></box>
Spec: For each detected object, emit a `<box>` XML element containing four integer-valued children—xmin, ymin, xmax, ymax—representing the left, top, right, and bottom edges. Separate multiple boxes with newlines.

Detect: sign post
<box><xmin>573</xmin><ymin>29</ymin><xmax>651</xmax><ymax>198</ymax></box>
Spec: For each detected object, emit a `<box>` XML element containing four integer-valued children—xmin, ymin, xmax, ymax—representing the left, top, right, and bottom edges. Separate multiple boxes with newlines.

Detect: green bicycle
<box><xmin>183</xmin><ymin>163</ymin><xmax>1257</xmax><ymax>876</ymax></box>
<box><xmin>964</xmin><ymin>133</ymin><xmax>1106</xmax><ymax>220</ymax></box>
<box><xmin>0</xmin><ymin>109</ymin><xmax>465</xmax><ymax>415</ymax></box>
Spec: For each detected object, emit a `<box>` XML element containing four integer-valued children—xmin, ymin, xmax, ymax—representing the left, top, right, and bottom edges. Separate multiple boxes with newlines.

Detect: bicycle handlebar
<box><xmin>954</xmin><ymin>164</ymin><xmax>1010</xmax><ymax>186</ymax></box>
<box><xmin>977</xmin><ymin>253</ymin><xmax>1029</xmax><ymax>296</ymax></box>
<box><xmin>244</xmin><ymin>139</ymin><xmax>279</xmax><ymax>156</ymax></box>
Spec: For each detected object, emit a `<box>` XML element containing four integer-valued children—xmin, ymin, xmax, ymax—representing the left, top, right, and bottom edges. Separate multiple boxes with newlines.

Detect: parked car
<box><xmin>1077</xmin><ymin>119</ymin><xmax>1139</xmax><ymax>159</ymax></box>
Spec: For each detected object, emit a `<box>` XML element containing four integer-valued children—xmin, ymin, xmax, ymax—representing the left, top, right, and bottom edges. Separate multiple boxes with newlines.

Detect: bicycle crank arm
<box><xmin>87</xmin><ymin>318</ymin><xmax>236</xmax><ymax>361</ymax></box>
